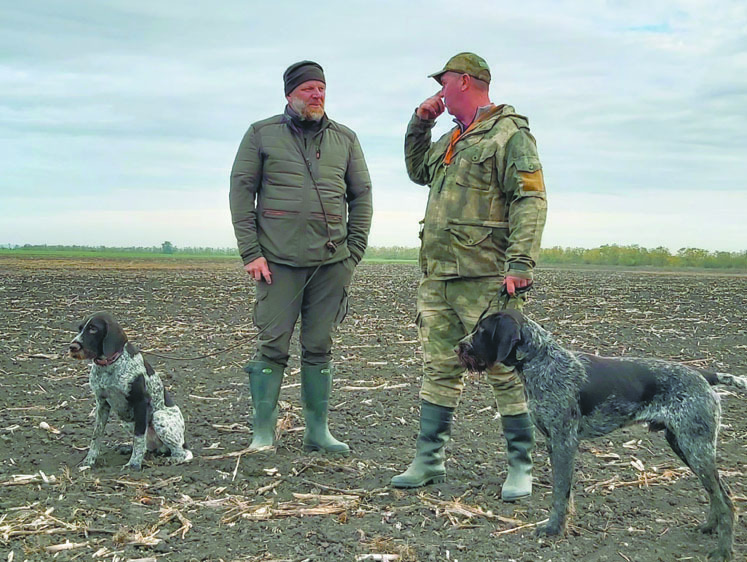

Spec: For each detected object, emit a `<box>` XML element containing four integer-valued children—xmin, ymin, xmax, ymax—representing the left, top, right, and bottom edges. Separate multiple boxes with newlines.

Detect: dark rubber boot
<box><xmin>501</xmin><ymin>413</ymin><xmax>534</xmax><ymax>501</ymax></box>
<box><xmin>300</xmin><ymin>364</ymin><xmax>349</xmax><ymax>454</ymax></box>
<box><xmin>390</xmin><ymin>400</ymin><xmax>454</xmax><ymax>488</ymax></box>
<box><xmin>244</xmin><ymin>360</ymin><xmax>284</xmax><ymax>451</ymax></box>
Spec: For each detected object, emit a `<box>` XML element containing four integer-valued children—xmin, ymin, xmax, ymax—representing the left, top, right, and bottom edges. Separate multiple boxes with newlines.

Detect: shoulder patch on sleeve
<box><xmin>519</xmin><ymin>170</ymin><xmax>545</xmax><ymax>192</ymax></box>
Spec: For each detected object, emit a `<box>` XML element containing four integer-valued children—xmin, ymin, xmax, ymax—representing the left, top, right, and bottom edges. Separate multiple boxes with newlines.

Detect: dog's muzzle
<box><xmin>455</xmin><ymin>340</ymin><xmax>489</xmax><ymax>373</ymax></box>
<box><xmin>69</xmin><ymin>340</ymin><xmax>88</xmax><ymax>360</ymax></box>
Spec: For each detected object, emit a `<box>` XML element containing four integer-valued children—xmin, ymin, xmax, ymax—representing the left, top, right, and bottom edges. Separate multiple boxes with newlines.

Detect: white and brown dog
<box><xmin>69</xmin><ymin>312</ymin><xmax>192</xmax><ymax>470</ymax></box>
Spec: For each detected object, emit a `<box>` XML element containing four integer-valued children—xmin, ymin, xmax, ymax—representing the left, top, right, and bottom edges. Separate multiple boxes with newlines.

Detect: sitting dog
<box><xmin>69</xmin><ymin>312</ymin><xmax>192</xmax><ymax>470</ymax></box>
<box><xmin>457</xmin><ymin>310</ymin><xmax>744</xmax><ymax>562</ymax></box>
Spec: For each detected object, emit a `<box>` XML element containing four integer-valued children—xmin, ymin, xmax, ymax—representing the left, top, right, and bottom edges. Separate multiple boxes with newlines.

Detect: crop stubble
<box><xmin>0</xmin><ymin>259</ymin><xmax>745</xmax><ymax>561</ymax></box>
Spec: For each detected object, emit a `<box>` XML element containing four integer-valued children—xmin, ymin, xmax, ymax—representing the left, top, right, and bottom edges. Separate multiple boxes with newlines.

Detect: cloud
<box><xmin>1</xmin><ymin>0</ymin><xmax>745</xmax><ymax>251</ymax></box>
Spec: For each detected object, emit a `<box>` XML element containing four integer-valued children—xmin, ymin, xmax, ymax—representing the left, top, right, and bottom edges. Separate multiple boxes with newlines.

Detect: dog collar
<box><xmin>94</xmin><ymin>351</ymin><xmax>122</xmax><ymax>367</ymax></box>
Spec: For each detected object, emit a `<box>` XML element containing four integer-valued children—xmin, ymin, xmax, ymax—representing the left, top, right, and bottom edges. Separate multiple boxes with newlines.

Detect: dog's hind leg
<box><xmin>665</xmin><ymin>427</ymin><xmax>734</xmax><ymax>561</ymax></box>
<box><xmin>537</xmin><ymin>425</ymin><xmax>578</xmax><ymax>537</ymax></box>
<box><xmin>664</xmin><ymin>429</ymin><xmax>692</xmax><ymax>470</ymax></box>
<box><xmin>152</xmin><ymin>406</ymin><xmax>192</xmax><ymax>463</ymax></box>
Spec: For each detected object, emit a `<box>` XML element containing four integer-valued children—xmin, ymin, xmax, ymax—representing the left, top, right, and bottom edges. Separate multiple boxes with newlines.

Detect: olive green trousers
<box><xmin>253</xmin><ymin>259</ymin><xmax>354</xmax><ymax>366</ymax></box>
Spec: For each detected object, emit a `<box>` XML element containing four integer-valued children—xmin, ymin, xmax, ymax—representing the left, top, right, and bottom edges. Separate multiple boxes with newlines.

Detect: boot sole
<box><xmin>390</xmin><ymin>473</ymin><xmax>446</xmax><ymax>489</ymax></box>
<box><xmin>501</xmin><ymin>491</ymin><xmax>531</xmax><ymax>502</ymax></box>
<box><xmin>303</xmin><ymin>444</ymin><xmax>350</xmax><ymax>455</ymax></box>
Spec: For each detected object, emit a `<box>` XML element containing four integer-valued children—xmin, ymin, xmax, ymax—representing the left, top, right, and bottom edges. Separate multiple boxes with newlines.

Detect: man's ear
<box><xmin>491</xmin><ymin>314</ymin><xmax>521</xmax><ymax>364</ymax></box>
<box><xmin>460</xmin><ymin>74</ymin><xmax>470</xmax><ymax>91</ymax></box>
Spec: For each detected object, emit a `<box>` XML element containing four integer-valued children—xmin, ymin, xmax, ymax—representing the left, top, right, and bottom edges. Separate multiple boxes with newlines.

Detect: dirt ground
<box><xmin>0</xmin><ymin>258</ymin><xmax>745</xmax><ymax>562</ymax></box>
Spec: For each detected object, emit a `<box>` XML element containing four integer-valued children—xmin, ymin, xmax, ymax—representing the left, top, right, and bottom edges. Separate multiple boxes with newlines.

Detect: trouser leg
<box><xmin>299</xmin><ymin>259</ymin><xmax>354</xmax><ymax>365</ymax></box>
<box><xmin>417</xmin><ymin>277</ymin><xmax>470</xmax><ymax>409</ymax></box>
<box><xmin>476</xmin><ymin>287</ymin><xmax>532</xmax><ymax>500</ymax></box>
<box><xmin>252</xmin><ymin>262</ymin><xmax>305</xmax><ymax>367</ymax></box>
<box><xmin>290</xmin><ymin>260</ymin><xmax>353</xmax><ymax>453</ymax></box>
<box><xmin>407</xmin><ymin>276</ymin><xmax>533</xmax><ymax>494</ymax></box>
<box><xmin>247</xmin><ymin>263</ymin><xmax>307</xmax><ymax>450</ymax></box>
<box><xmin>391</xmin><ymin>279</ymin><xmax>462</xmax><ymax>487</ymax></box>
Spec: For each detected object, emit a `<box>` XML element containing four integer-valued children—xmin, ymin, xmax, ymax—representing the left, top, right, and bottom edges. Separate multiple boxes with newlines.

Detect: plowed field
<box><xmin>1</xmin><ymin>258</ymin><xmax>745</xmax><ymax>561</ymax></box>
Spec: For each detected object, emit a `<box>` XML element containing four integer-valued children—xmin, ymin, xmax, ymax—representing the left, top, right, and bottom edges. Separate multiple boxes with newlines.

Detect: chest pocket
<box><xmin>454</xmin><ymin>146</ymin><xmax>494</xmax><ymax>190</ymax></box>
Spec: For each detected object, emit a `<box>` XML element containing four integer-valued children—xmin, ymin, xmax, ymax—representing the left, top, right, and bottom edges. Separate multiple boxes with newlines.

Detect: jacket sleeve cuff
<box><xmin>241</xmin><ymin>249</ymin><xmax>264</xmax><ymax>266</ymax></box>
<box><xmin>347</xmin><ymin>245</ymin><xmax>364</xmax><ymax>264</ymax></box>
<box><xmin>505</xmin><ymin>263</ymin><xmax>534</xmax><ymax>281</ymax></box>
<box><xmin>410</xmin><ymin>112</ymin><xmax>436</xmax><ymax>129</ymax></box>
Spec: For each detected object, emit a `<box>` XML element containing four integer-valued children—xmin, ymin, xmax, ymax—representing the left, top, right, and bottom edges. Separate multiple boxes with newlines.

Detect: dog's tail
<box><xmin>702</xmin><ymin>371</ymin><xmax>747</xmax><ymax>391</ymax></box>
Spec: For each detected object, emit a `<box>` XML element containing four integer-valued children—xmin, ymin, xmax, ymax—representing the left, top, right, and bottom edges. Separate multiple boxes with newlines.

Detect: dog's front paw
<box><xmin>172</xmin><ymin>449</ymin><xmax>193</xmax><ymax>464</ymax></box>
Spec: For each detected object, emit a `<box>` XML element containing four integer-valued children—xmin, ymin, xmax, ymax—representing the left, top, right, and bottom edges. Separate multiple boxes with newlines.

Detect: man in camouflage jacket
<box><xmin>230</xmin><ymin>61</ymin><xmax>373</xmax><ymax>455</ymax></box>
<box><xmin>391</xmin><ymin>53</ymin><xmax>547</xmax><ymax>501</ymax></box>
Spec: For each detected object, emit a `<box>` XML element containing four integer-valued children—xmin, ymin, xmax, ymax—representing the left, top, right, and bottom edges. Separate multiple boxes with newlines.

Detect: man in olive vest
<box><xmin>230</xmin><ymin>61</ymin><xmax>373</xmax><ymax>454</ymax></box>
<box><xmin>391</xmin><ymin>53</ymin><xmax>547</xmax><ymax>501</ymax></box>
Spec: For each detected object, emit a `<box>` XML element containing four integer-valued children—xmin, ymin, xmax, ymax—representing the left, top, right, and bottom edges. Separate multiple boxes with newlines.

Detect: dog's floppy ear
<box><xmin>98</xmin><ymin>313</ymin><xmax>127</xmax><ymax>357</ymax></box>
<box><xmin>491</xmin><ymin>313</ymin><xmax>521</xmax><ymax>364</ymax></box>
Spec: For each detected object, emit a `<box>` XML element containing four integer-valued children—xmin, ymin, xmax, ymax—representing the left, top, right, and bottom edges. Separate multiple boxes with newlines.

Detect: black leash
<box><xmin>471</xmin><ymin>282</ymin><xmax>534</xmax><ymax>333</ymax></box>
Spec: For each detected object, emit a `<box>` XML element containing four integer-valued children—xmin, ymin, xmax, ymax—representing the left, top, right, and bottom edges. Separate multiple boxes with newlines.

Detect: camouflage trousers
<box><xmin>416</xmin><ymin>276</ymin><xmax>528</xmax><ymax>415</ymax></box>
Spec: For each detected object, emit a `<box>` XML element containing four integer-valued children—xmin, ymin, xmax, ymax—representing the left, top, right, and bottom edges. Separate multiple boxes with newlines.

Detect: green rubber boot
<box><xmin>300</xmin><ymin>363</ymin><xmax>349</xmax><ymax>454</ymax></box>
<box><xmin>244</xmin><ymin>360</ymin><xmax>284</xmax><ymax>451</ymax></box>
<box><xmin>501</xmin><ymin>413</ymin><xmax>534</xmax><ymax>501</ymax></box>
<box><xmin>390</xmin><ymin>400</ymin><xmax>454</xmax><ymax>488</ymax></box>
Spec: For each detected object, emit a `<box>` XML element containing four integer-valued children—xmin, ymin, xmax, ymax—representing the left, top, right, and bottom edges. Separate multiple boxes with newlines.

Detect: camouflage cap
<box><xmin>428</xmin><ymin>52</ymin><xmax>491</xmax><ymax>84</ymax></box>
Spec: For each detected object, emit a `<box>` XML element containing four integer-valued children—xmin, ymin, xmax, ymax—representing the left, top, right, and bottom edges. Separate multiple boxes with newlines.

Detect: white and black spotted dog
<box><xmin>69</xmin><ymin>312</ymin><xmax>192</xmax><ymax>470</ymax></box>
<box><xmin>457</xmin><ymin>310</ymin><xmax>745</xmax><ymax>562</ymax></box>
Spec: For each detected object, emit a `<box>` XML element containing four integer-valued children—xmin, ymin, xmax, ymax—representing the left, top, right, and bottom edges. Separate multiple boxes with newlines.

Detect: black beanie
<box><xmin>283</xmin><ymin>61</ymin><xmax>325</xmax><ymax>96</ymax></box>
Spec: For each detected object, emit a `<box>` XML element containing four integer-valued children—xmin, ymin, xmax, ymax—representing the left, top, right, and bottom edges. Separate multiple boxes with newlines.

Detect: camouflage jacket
<box><xmin>230</xmin><ymin>107</ymin><xmax>373</xmax><ymax>267</ymax></box>
<box><xmin>405</xmin><ymin>104</ymin><xmax>547</xmax><ymax>280</ymax></box>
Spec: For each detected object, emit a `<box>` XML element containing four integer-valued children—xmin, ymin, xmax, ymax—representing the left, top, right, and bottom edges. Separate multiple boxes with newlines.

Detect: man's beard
<box><xmin>289</xmin><ymin>97</ymin><xmax>324</xmax><ymax>121</ymax></box>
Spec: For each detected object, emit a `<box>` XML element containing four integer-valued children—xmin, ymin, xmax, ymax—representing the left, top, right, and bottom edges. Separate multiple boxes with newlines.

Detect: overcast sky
<box><xmin>2</xmin><ymin>1</ymin><xmax>745</xmax><ymax>252</ymax></box>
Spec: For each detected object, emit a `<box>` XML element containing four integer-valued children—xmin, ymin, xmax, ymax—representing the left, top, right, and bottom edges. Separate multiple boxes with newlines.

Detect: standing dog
<box><xmin>69</xmin><ymin>312</ymin><xmax>192</xmax><ymax>470</ymax></box>
<box><xmin>457</xmin><ymin>310</ymin><xmax>744</xmax><ymax>562</ymax></box>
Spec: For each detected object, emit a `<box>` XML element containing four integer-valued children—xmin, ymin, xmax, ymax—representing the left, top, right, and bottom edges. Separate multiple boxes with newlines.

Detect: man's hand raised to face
<box><xmin>416</xmin><ymin>91</ymin><xmax>445</xmax><ymax>120</ymax></box>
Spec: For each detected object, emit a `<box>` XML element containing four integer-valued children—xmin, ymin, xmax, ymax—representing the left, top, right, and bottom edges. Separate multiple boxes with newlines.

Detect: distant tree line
<box><xmin>364</xmin><ymin>246</ymin><xmax>419</xmax><ymax>260</ymax></box>
<box><xmin>2</xmin><ymin>243</ymin><xmax>239</xmax><ymax>256</ymax></box>
<box><xmin>539</xmin><ymin>245</ymin><xmax>747</xmax><ymax>269</ymax></box>
<box><xmin>365</xmin><ymin>244</ymin><xmax>746</xmax><ymax>269</ymax></box>
<box><xmin>2</xmin><ymin>243</ymin><xmax>745</xmax><ymax>269</ymax></box>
